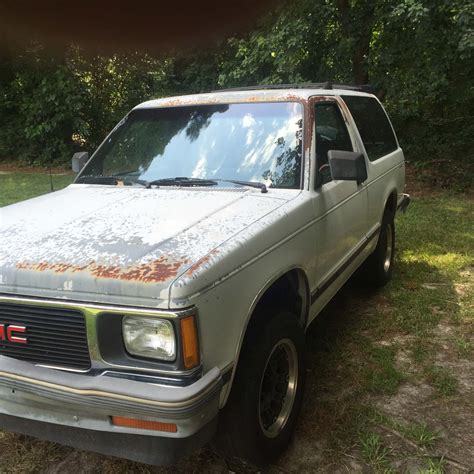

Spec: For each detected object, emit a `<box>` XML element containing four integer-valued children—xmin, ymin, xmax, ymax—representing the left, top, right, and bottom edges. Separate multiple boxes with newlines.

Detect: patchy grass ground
<box><xmin>0</xmin><ymin>173</ymin><xmax>73</xmax><ymax>207</ymax></box>
<box><xmin>0</xmin><ymin>170</ymin><xmax>472</xmax><ymax>473</ymax></box>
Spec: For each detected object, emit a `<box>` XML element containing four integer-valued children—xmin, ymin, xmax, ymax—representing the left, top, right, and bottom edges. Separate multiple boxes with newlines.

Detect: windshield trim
<box><xmin>75</xmin><ymin>100</ymin><xmax>306</xmax><ymax>191</ymax></box>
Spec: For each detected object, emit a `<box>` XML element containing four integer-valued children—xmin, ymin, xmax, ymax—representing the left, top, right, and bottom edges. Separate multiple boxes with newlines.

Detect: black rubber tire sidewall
<box><xmin>215</xmin><ymin>310</ymin><xmax>305</xmax><ymax>467</ymax></box>
<box><xmin>368</xmin><ymin>211</ymin><xmax>395</xmax><ymax>286</ymax></box>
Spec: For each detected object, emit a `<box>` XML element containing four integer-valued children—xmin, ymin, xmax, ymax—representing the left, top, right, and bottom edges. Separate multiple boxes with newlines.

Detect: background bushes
<box><xmin>0</xmin><ymin>0</ymin><xmax>472</xmax><ymax>167</ymax></box>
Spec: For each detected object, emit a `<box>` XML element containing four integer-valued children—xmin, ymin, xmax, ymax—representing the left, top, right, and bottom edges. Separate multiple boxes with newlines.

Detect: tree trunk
<box><xmin>335</xmin><ymin>0</ymin><xmax>375</xmax><ymax>85</ymax></box>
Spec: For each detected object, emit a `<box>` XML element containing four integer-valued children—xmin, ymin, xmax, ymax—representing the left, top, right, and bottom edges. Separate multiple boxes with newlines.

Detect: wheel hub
<box><xmin>258</xmin><ymin>338</ymin><xmax>298</xmax><ymax>438</ymax></box>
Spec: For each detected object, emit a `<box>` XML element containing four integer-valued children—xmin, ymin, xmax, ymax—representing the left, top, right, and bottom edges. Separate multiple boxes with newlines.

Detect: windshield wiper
<box><xmin>219</xmin><ymin>179</ymin><xmax>268</xmax><ymax>194</ymax></box>
<box><xmin>76</xmin><ymin>175</ymin><xmax>148</xmax><ymax>187</ymax></box>
<box><xmin>146</xmin><ymin>177</ymin><xmax>218</xmax><ymax>187</ymax></box>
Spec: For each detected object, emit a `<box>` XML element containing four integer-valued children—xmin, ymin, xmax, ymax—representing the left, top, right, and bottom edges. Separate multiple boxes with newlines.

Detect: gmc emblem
<box><xmin>0</xmin><ymin>324</ymin><xmax>27</xmax><ymax>344</ymax></box>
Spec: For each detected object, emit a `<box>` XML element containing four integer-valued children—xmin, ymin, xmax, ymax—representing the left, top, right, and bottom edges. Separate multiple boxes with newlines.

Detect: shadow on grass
<box><xmin>295</xmin><ymin>255</ymin><xmax>461</xmax><ymax>465</ymax></box>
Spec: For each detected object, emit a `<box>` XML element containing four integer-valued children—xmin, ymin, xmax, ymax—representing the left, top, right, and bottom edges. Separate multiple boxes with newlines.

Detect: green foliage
<box><xmin>0</xmin><ymin>45</ymin><xmax>174</xmax><ymax>164</ymax></box>
<box><xmin>0</xmin><ymin>45</ymin><xmax>86</xmax><ymax>163</ymax></box>
<box><xmin>0</xmin><ymin>0</ymin><xmax>472</xmax><ymax>166</ymax></box>
<box><xmin>68</xmin><ymin>50</ymin><xmax>174</xmax><ymax>149</ymax></box>
<box><xmin>218</xmin><ymin>2</ymin><xmax>325</xmax><ymax>86</ymax></box>
<box><xmin>371</xmin><ymin>0</ymin><xmax>474</xmax><ymax>162</ymax></box>
<box><xmin>218</xmin><ymin>0</ymin><xmax>474</xmax><ymax>164</ymax></box>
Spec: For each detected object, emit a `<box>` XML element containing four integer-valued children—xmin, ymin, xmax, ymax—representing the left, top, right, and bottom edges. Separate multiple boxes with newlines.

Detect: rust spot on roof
<box><xmin>311</xmin><ymin>95</ymin><xmax>334</xmax><ymax>103</ymax></box>
<box><xmin>149</xmin><ymin>92</ymin><xmax>309</xmax><ymax>108</ymax></box>
<box><xmin>284</xmin><ymin>94</ymin><xmax>305</xmax><ymax>102</ymax></box>
<box><xmin>16</xmin><ymin>256</ymin><xmax>190</xmax><ymax>284</ymax></box>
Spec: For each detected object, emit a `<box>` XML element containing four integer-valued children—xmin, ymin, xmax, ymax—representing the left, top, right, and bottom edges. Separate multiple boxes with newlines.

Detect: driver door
<box><xmin>310</xmin><ymin>98</ymin><xmax>369</xmax><ymax>308</ymax></box>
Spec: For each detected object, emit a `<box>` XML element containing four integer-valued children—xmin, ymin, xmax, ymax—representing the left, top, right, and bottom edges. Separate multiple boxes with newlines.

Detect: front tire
<box><xmin>215</xmin><ymin>310</ymin><xmax>305</xmax><ymax>466</ymax></box>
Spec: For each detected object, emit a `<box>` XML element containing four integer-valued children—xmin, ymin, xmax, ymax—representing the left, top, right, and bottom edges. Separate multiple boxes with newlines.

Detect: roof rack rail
<box><xmin>213</xmin><ymin>82</ymin><xmax>376</xmax><ymax>94</ymax></box>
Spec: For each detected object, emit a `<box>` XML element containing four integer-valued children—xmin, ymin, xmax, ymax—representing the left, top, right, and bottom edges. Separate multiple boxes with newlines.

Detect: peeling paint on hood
<box><xmin>0</xmin><ymin>185</ymin><xmax>297</xmax><ymax>308</ymax></box>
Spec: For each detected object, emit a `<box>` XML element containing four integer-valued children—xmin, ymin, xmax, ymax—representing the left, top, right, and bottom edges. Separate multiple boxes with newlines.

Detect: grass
<box><xmin>364</xmin><ymin>410</ymin><xmax>441</xmax><ymax>449</ymax></box>
<box><xmin>455</xmin><ymin>337</ymin><xmax>472</xmax><ymax>357</ymax></box>
<box><xmin>0</xmin><ymin>172</ymin><xmax>73</xmax><ymax>207</ymax></box>
<box><xmin>421</xmin><ymin>457</ymin><xmax>446</xmax><ymax>474</ymax></box>
<box><xmin>402</xmin><ymin>422</ymin><xmax>441</xmax><ymax>449</ymax></box>
<box><xmin>366</xmin><ymin>345</ymin><xmax>404</xmax><ymax>395</ymax></box>
<box><xmin>426</xmin><ymin>366</ymin><xmax>458</xmax><ymax>397</ymax></box>
<box><xmin>0</xmin><ymin>173</ymin><xmax>473</xmax><ymax>472</ymax></box>
<box><xmin>299</xmin><ymin>189</ymin><xmax>473</xmax><ymax>471</ymax></box>
<box><xmin>359</xmin><ymin>432</ymin><xmax>393</xmax><ymax>471</ymax></box>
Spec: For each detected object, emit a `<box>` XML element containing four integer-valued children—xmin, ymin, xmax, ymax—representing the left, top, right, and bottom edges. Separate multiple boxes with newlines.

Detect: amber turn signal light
<box><xmin>112</xmin><ymin>416</ymin><xmax>177</xmax><ymax>433</ymax></box>
<box><xmin>180</xmin><ymin>315</ymin><xmax>200</xmax><ymax>370</ymax></box>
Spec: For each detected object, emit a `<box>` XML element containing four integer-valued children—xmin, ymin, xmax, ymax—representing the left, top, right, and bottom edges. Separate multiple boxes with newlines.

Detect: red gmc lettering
<box><xmin>0</xmin><ymin>324</ymin><xmax>27</xmax><ymax>344</ymax></box>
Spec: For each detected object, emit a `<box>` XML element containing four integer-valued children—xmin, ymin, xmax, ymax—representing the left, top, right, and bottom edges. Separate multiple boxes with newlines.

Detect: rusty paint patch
<box><xmin>184</xmin><ymin>249</ymin><xmax>220</xmax><ymax>277</ymax></box>
<box><xmin>311</xmin><ymin>95</ymin><xmax>334</xmax><ymax>103</ymax></box>
<box><xmin>16</xmin><ymin>256</ymin><xmax>190</xmax><ymax>283</ymax></box>
<box><xmin>336</xmin><ymin>96</ymin><xmax>352</xmax><ymax>124</ymax></box>
<box><xmin>142</xmin><ymin>92</ymin><xmax>310</xmax><ymax>109</ymax></box>
<box><xmin>304</xmin><ymin>103</ymin><xmax>313</xmax><ymax>154</ymax></box>
<box><xmin>305</xmin><ymin>96</ymin><xmax>336</xmax><ymax>154</ymax></box>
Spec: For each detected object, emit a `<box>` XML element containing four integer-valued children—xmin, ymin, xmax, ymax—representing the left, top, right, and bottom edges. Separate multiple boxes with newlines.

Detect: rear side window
<box><xmin>342</xmin><ymin>96</ymin><xmax>398</xmax><ymax>161</ymax></box>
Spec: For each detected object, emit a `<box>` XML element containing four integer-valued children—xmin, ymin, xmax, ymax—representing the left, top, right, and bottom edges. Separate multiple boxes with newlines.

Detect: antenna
<box><xmin>48</xmin><ymin>162</ymin><xmax>54</xmax><ymax>192</ymax></box>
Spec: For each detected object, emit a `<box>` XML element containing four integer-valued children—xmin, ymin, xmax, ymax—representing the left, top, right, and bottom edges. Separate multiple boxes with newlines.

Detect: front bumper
<box><xmin>0</xmin><ymin>355</ymin><xmax>222</xmax><ymax>465</ymax></box>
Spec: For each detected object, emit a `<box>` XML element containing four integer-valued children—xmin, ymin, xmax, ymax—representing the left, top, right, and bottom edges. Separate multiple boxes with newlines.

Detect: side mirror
<box><xmin>72</xmin><ymin>152</ymin><xmax>89</xmax><ymax>174</ymax></box>
<box><xmin>328</xmin><ymin>150</ymin><xmax>367</xmax><ymax>184</ymax></box>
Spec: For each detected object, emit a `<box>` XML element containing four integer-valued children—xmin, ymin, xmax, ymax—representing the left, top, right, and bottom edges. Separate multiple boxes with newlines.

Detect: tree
<box><xmin>0</xmin><ymin>0</ymin><xmax>472</xmax><ymax>165</ymax></box>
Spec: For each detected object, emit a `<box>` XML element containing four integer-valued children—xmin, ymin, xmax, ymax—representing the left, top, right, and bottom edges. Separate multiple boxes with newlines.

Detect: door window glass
<box><xmin>315</xmin><ymin>102</ymin><xmax>353</xmax><ymax>185</ymax></box>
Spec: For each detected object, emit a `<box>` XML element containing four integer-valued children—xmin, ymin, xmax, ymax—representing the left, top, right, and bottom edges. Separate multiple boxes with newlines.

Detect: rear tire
<box><xmin>215</xmin><ymin>310</ymin><xmax>305</xmax><ymax>467</ymax></box>
<box><xmin>362</xmin><ymin>210</ymin><xmax>395</xmax><ymax>287</ymax></box>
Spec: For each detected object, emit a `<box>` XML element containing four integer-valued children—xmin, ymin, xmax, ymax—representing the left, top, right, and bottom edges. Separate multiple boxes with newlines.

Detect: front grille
<box><xmin>0</xmin><ymin>302</ymin><xmax>91</xmax><ymax>370</ymax></box>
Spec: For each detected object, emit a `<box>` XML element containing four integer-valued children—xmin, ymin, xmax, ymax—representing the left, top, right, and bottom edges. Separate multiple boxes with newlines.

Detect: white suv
<box><xmin>0</xmin><ymin>84</ymin><xmax>409</xmax><ymax>466</ymax></box>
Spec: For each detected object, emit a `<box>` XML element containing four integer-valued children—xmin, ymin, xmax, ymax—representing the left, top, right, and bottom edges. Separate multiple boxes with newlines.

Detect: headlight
<box><xmin>123</xmin><ymin>316</ymin><xmax>176</xmax><ymax>361</ymax></box>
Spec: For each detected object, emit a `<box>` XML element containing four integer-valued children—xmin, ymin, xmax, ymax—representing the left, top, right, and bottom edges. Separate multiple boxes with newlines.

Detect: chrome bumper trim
<box><xmin>0</xmin><ymin>355</ymin><xmax>221</xmax><ymax>419</ymax></box>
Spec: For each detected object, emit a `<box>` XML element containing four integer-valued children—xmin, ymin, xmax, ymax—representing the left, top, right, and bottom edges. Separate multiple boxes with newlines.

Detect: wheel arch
<box><xmin>384</xmin><ymin>189</ymin><xmax>398</xmax><ymax>218</ymax></box>
<box><xmin>221</xmin><ymin>266</ymin><xmax>310</xmax><ymax>407</ymax></box>
<box><xmin>250</xmin><ymin>267</ymin><xmax>310</xmax><ymax>329</ymax></box>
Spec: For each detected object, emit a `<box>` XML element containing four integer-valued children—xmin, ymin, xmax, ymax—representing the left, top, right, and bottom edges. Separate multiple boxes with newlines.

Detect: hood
<box><xmin>0</xmin><ymin>185</ymin><xmax>296</xmax><ymax>308</ymax></box>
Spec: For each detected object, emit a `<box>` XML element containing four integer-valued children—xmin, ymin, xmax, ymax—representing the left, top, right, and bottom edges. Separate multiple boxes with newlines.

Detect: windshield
<box><xmin>78</xmin><ymin>102</ymin><xmax>303</xmax><ymax>189</ymax></box>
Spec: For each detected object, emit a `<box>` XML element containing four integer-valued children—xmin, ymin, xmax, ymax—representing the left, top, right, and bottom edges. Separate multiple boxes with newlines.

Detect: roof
<box><xmin>134</xmin><ymin>85</ymin><xmax>376</xmax><ymax>110</ymax></box>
